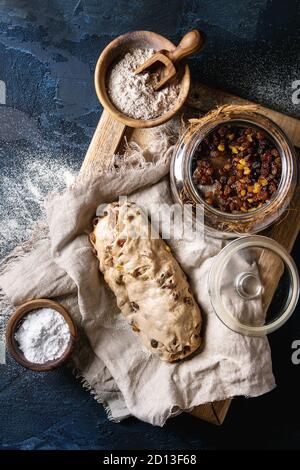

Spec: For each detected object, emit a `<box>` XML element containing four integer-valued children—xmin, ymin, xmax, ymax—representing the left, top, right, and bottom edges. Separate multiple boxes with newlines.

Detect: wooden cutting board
<box><xmin>81</xmin><ymin>83</ymin><xmax>300</xmax><ymax>425</ymax></box>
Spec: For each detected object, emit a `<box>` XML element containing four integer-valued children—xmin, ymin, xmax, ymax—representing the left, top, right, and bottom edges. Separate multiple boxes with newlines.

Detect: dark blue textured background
<box><xmin>1</xmin><ymin>0</ymin><xmax>300</xmax><ymax>450</ymax></box>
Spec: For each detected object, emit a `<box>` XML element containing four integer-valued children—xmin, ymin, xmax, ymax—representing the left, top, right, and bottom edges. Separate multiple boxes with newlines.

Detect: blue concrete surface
<box><xmin>0</xmin><ymin>0</ymin><xmax>300</xmax><ymax>450</ymax></box>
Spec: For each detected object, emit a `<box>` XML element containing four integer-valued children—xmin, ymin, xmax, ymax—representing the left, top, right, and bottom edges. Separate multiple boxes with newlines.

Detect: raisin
<box><xmin>260</xmin><ymin>164</ymin><xmax>270</xmax><ymax>177</ymax></box>
<box><xmin>206</xmin><ymin>167</ymin><xmax>214</xmax><ymax>176</ymax></box>
<box><xmin>224</xmin><ymin>185</ymin><xmax>231</xmax><ymax>196</ymax></box>
<box><xmin>192</xmin><ymin>125</ymin><xmax>281</xmax><ymax>213</ymax></box>
<box><xmin>183</xmin><ymin>296</ymin><xmax>193</xmax><ymax>305</ymax></box>
<box><xmin>256</xmin><ymin>130</ymin><xmax>266</xmax><ymax>140</ymax></box>
<box><xmin>131</xmin><ymin>301</ymin><xmax>139</xmax><ymax>311</ymax></box>
<box><xmin>115</xmin><ymin>275</ymin><xmax>124</xmax><ymax>285</ymax></box>
<box><xmin>271</xmin><ymin>148</ymin><xmax>279</xmax><ymax>157</ymax></box>
<box><xmin>235</xmin><ymin>181</ymin><xmax>243</xmax><ymax>193</ymax></box>
<box><xmin>117</xmin><ymin>239</ymin><xmax>126</xmax><ymax>247</ymax></box>
<box><xmin>131</xmin><ymin>322</ymin><xmax>140</xmax><ymax>332</ymax></box>
<box><xmin>271</xmin><ymin>162</ymin><xmax>278</xmax><ymax>175</ymax></box>
<box><xmin>262</xmin><ymin>151</ymin><xmax>272</xmax><ymax>162</ymax></box>
<box><xmin>218</xmin><ymin>126</ymin><xmax>228</xmax><ymax>136</ymax></box>
<box><xmin>166</xmin><ymin>281</ymin><xmax>177</xmax><ymax>289</ymax></box>
<box><xmin>268</xmin><ymin>181</ymin><xmax>277</xmax><ymax>194</ymax></box>
<box><xmin>227</xmin><ymin>175</ymin><xmax>237</xmax><ymax>185</ymax></box>
<box><xmin>260</xmin><ymin>191</ymin><xmax>269</xmax><ymax>200</ymax></box>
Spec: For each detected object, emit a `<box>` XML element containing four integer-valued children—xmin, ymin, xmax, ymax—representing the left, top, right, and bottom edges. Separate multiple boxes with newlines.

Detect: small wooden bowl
<box><xmin>95</xmin><ymin>30</ymin><xmax>191</xmax><ymax>128</ymax></box>
<box><xmin>6</xmin><ymin>299</ymin><xmax>77</xmax><ymax>372</ymax></box>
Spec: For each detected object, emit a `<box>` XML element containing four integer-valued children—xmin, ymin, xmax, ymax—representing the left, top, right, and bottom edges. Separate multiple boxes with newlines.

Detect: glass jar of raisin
<box><xmin>170</xmin><ymin>108</ymin><xmax>297</xmax><ymax>238</ymax></box>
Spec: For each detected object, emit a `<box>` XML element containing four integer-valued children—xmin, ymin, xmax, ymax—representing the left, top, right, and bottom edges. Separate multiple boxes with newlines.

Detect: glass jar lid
<box><xmin>208</xmin><ymin>235</ymin><xmax>299</xmax><ymax>336</ymax></box>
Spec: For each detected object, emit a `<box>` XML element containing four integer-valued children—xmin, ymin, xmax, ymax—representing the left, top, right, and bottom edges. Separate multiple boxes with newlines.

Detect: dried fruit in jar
<box><xmin>192</xmin><ymin>124</ymin><xmax>282</xmax><ymax>213</ymax></box>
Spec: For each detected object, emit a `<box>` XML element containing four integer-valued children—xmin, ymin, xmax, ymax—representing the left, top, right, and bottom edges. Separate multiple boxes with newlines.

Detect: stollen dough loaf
<box><xmin>90</xmin><ymin>201</ymin><xmax>202</xmax><ymax>362</ymax></box>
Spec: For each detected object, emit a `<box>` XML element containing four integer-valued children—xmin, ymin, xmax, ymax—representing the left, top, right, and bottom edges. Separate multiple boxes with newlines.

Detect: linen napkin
<box><xmin>0</xmin><ymin>125</ymin><xmax>275</xmax><ymax>426</ymax></box>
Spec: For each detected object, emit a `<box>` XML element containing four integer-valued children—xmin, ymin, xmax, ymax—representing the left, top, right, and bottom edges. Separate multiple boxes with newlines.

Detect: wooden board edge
<box><xmin>187</xmin><ymin>82</ymin><xmax>300</xmax><ymax>148</ymax></box>
<box><xmin>189</xmin><ymin>399</ymin><xmax>232</xmax><ymax>425</ymax></box>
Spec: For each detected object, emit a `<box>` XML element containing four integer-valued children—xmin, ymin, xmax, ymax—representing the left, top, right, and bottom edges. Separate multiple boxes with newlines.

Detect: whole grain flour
<box><xmin>107</xmin><ymin>48</ymin><xmax>180</xmax><ymax>120</ymax></box>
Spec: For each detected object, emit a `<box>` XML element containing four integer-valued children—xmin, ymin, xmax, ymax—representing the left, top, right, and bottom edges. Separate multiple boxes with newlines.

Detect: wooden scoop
<box><xmin>134</xmin><ymin>29</ymin><xmax>206</xmax><ymax>90</ymax></box>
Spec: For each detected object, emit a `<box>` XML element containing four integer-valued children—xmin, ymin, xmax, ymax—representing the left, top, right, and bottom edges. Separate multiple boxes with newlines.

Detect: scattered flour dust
<box><xmin>0</xmin><ymin>153</ymin><xmax>76</xmax><ymax>259</ymax></box>
<box><xmin>0</xmin><ymin>149</ymin><xmax>76</xmax><ymax>363</ymax></box>
<box><xmin>107</xmin><ymin>48</ymin><xmax>180</xmax><ymax>120</ymax></box>
<box><xmin>15</xmin><ymin>308</ymin><xmax>71</xmax><ymax>363</ymax></box>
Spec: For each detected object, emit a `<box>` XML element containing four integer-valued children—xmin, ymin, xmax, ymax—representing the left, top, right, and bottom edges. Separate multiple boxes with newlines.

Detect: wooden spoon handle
<box><xmin>167</xmin><ymin>29</ymin><xmax>206</xmax><ymax>63</ymax></box>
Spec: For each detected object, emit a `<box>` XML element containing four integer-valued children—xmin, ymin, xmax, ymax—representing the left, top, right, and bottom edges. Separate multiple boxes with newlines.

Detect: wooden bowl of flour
<box><xmin>95</xmin><ymin>31</ymin><xmax>193</xmax><ymax>128</ymax></box>
<box><xmin>6</xmin><ymin>299</ymin><xmax>77</xmax><ymax>372</ymax></box>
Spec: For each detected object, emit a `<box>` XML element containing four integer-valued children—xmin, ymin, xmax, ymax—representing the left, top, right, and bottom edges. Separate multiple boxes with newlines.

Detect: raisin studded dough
<box><xmin>90</xmin><ymin>201</ymin><xmax>202</xmax><ymax>362</ymax></box>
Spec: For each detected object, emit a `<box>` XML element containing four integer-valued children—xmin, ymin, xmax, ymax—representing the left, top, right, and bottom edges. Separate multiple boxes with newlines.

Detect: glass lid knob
<box><xmin>208</xmin><ymin>235</ymin><xmax>299</xmax><ymax>336</ymax></box>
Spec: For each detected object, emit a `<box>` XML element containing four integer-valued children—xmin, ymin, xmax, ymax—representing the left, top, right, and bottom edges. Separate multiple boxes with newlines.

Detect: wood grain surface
<box><xmin>81</xmin><ymin>83</ymin><xmax>300</xmax><ymax>425</ymax></box>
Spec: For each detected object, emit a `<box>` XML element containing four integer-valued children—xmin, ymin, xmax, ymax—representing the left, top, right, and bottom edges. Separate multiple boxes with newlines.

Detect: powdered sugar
<box><xmin>15</xmin><ymin>308</ymin><xmax>71</xmax><ymax>364</ymax></box>
<box><xmin>107</xmin><ymin>48</ymin><xmax>180</xmax><ymax>120</ymax></box>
